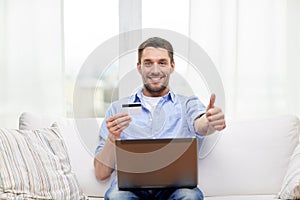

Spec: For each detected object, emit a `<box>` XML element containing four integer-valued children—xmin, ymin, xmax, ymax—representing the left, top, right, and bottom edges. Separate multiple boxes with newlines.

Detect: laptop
<box><xmin>115</xmin><ymin>137</ymin><xmax>198</xmax><ymax>190</ymax></box>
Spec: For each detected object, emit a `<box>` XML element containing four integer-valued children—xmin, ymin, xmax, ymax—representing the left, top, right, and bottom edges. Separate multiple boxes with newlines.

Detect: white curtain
<box><xmin>0</xmin><ymin>0</ymin><xmax>64</xmax><ymax>128</ymax></box>
<box><xmin>190</xmin><ymin>0</ymin><xmax>300</xmax><ymax>120</ymax></box>
<box><xmin>1</xmin><ymin>0</ymin><xmax>299</xmax><ymax>128</ymax></box>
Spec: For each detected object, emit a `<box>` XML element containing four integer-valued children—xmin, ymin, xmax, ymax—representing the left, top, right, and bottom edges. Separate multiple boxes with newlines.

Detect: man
<box><xmin>94</xmin><ymin>37</ymin><xmax>226</xmax><ymax>200</ymax></box>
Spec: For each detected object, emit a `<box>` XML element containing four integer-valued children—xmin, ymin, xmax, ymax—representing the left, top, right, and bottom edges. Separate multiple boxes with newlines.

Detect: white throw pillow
<box><xmin>278</xmin><ymin>142</ymin><xmax>300</xmax><ymax>199</ymax></box>
<box><xmin>0</xmin><ymin>126</ymin><xmax>87</xmax><ymax>199</ymax></box>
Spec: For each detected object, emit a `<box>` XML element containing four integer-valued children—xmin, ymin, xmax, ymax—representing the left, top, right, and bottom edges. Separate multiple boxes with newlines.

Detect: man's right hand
<box><xmin>106</xmin><ymin>113</ymin><xmax>132</xmax><ymax>142</ymax></box>
<box><xmin>94</xmin><ymin>113</ymin><xmax>131</xmax><ymax>181</ymax></box>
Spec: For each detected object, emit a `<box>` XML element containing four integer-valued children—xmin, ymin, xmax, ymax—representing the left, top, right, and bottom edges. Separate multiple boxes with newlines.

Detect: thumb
<box><xmin>206</xmin><ymin>93</ymin><xmax>216</xmax><ymax>112</ymax></box>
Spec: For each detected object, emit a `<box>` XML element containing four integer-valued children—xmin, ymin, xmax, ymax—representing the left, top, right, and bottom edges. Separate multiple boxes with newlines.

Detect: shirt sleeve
<box><xmin>185</xmin><ymin>96</ymin><xmax>206</xmax><ymax>138</ymax></box>
<box><xmin>94</xmin><ymin>104</ymin><xmax>114</xmax><ymax>155</ymax></box>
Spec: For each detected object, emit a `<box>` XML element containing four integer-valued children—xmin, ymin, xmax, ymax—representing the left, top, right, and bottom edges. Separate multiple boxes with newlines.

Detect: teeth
<box><xmin>151</xmin><ymin>77</ymin><xmax>161</xmax><ymax>81</ymax></box>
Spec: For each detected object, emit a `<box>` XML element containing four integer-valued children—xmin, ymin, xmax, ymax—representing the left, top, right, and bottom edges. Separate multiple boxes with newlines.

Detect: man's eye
<box><xmin>144</xmin><ymin>62</ymin><xmax>152</xmax><ymax>67</ymax></box>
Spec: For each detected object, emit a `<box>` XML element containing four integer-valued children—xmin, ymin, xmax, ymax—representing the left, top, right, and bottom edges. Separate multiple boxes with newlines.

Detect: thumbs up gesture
<box><xmin>205</xmin><ymin>93</ymin><xmax>226</xmax><ymax>132</ymax></box>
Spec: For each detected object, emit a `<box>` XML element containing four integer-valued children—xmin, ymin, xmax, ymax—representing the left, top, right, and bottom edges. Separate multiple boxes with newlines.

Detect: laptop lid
<box><xmin>115</xmin><ymin>137</ymin><xmax>198</xmax><ymax>190</ymax></box>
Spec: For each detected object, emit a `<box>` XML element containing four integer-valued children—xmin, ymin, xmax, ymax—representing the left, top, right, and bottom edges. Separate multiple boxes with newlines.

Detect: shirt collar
<box><xmin>130</xmin><ymin>88</ymin><xmax>176</xmax><ymax>103</ymax></box>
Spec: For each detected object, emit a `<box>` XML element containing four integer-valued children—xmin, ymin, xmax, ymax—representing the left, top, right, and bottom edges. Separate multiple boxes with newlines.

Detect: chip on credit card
<box><xmin>122</xmin><ymin>103</ymin><xmax>142</xmax><ymax>115</ymax></box>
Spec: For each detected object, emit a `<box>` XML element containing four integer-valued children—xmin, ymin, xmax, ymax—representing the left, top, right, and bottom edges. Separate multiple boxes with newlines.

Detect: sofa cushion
<box><xmin>198</xmin><ymin>115</ymin><xmax>300</xmax><ymax>196</ymax></box>
<box><xmin>205</xmin><ymin>194</ymin><xmax>278</xmax><ymax>200</ymax></box>
<box><xmin>19</xmin><ymin>112</ymin><xmax>112</xmax><ymax>198</ymax></box>
<box><xmin>0</xmin><ymin>126</ymin><xmax>86</xmax><ymax>199</ymax></box>
<box><xmin>278</xmin><ymin>141</ymin><xmax>300</xmax><ymax>199</ymax></box>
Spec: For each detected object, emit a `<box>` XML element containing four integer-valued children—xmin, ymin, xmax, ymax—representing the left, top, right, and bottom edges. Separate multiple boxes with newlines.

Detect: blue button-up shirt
<box><xmin>95</xmin><ymin>88</ymin><xmax>206</xmax><ymax>154</ymax></box>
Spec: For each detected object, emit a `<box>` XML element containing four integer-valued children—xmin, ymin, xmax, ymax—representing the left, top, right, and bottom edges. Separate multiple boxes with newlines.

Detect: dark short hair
<box><xmin>138</xmin><ymin>37</ymin><xmax>174</xmax><ymax>64</ymax></box>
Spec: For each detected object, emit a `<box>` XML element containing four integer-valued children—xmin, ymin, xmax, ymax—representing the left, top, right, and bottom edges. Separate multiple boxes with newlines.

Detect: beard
<box><xmin>144</xmin><ymin>83</ymin><xmax>168</xmax><ymax>95</ymax></box>
<box><xmin>141</xmin><ymin>70</ymin><xmax>171</xmax><ymax>96</ymax></box>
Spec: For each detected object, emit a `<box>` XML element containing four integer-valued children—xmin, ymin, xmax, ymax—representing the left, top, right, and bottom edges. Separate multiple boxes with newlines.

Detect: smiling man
<box><xmin>138</xmin><ymin>43</ymin><xmax>174</xmax><ymax>97</ymax></box>
<box><xmin>94</xmin><ymin>37</ymin><xmax>226</xmax><ymax>200</ymax></box>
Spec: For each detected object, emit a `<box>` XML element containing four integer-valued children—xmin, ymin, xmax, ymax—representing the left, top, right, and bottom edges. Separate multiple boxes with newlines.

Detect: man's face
<box><xmin>137</xmin><ymin>47</ymin><xmax>175</xmax><ymax>97</ymax></box>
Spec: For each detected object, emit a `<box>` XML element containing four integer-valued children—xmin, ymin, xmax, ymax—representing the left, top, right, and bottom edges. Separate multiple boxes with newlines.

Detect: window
<box><xmin>64</xmin><ymin>0</ymin><xmax>119</xmax><ymax>117</ymax></box>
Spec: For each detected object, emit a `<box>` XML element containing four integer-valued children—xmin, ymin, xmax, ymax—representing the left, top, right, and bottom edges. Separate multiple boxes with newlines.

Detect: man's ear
<box><xmin>170</xmin><ymin>61</ymin><xmax>175</xmax><ymax>73</ymax></box>
<box><xmin>137</xmin><ymin>62</ymin><xmax>142</xmax><ymax>74</ymax></box>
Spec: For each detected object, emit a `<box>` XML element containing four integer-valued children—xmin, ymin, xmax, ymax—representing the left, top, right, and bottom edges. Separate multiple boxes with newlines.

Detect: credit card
<box><xmin>122</xmin><ymin>103</ymin><xmax>142</xmax><ymax>115</ymax></box>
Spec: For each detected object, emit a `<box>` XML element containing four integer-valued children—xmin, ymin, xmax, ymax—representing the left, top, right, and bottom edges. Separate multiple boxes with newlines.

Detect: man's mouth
<box><xmin>148</xmin><ymin>75</ymin><xmax>166</xmax><ymax>82</ymax></box>
<box><xmin>150</xmin><ymin>77</ymin><xmax>162</xmax><ymax>81</ymax></box>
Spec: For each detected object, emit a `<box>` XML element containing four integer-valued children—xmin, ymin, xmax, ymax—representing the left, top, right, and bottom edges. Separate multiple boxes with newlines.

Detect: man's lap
<box><xmin>104</xmin><ymin>184</ymin><xmax>203</xmax><ymax>200</ymax></box>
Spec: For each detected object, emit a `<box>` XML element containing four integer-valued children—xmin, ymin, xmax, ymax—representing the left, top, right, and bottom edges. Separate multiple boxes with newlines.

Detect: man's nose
<box><xmin>152</xmin><ymin>63</ymin><xmax>160</xmax><ymax>73</ymax></box>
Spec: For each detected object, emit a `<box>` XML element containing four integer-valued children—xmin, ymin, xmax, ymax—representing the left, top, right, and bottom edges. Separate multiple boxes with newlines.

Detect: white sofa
<box><xmin>11</xmin><ymin>112</ymin><xmax>300</xmax><ymax>199</ymax></box>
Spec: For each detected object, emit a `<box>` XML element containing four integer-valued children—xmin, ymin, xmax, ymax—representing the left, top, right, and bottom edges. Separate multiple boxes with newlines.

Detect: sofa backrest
<box><xmin>198</xmin><ymin>115</ymin><xmax>300</xmax><ymax>196</ymax></box>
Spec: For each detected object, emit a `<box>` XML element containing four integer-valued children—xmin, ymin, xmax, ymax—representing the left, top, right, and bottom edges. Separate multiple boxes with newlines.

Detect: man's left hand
<box><xmin>205</xmin><ymin>93</ymin><xmax>226</xmax><ymax>131</ymax></box>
